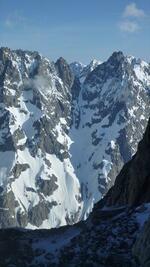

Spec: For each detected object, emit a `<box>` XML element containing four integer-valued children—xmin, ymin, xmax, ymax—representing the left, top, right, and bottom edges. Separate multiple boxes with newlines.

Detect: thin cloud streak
<box><xmin>4</xmin><ymin>10</ymin><xmax>29</xmax><ymax>29</ymax></box>
<box><xmin>119</xmin><ymin>20</ymin><xmax>140</xmax><ymax>33</ymax></box>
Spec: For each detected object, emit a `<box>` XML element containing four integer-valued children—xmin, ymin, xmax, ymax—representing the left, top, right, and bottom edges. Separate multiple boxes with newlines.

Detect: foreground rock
<box><xmin>133</xmin><ymin>217</ymin><xmax>150</xmax><ymax>267</ymax></box>
<box><xmin>0</xmin><ymin>203</ymin><xmax>150</xmax><ymax>267</ymax></box>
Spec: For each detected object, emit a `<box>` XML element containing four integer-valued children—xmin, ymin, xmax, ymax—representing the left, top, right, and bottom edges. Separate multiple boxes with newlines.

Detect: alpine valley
<box><xmin>0</xmin><ymin>46</ymin><xmax>150</xmax><ymax>231</ymax></box>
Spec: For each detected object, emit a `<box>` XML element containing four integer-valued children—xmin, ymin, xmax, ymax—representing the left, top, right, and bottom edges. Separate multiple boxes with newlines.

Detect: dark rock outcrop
<box><xmin>133</xmin><ymin>218</ymin><xmax>150</xmax><ymax>267</ymax></box>
<box><xmin>55</xmin><ymin>57</ymin><xmax>74</xmax><ymax>88</ymax></box>
<box><xmin>104</xmin><ymin>118</ymin><xmax>150</xmax><ymax>207</ymax></box>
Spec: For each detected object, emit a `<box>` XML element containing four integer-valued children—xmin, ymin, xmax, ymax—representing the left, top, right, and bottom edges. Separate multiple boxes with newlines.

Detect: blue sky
<box><xmin>0</xmin><ymin>0</ymin><xmax>149</xmax><ymax>63</ymax></box>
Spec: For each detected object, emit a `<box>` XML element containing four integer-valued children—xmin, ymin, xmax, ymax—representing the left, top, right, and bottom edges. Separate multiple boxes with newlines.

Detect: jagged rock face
<box><xmin>70</xmin><ymin>51</ymin><xmax>150</xmax><ymax>211</ymax></box>
<box><xmin>80</xmin><ymin>59</ymin><xmax>102</xmax><ymax>81</ymax></box>
<box><xmin>0</xmin><ymin>47</ymin><xmax>150</xmax><ymax>229</ymax></box>
<box><xmin>70</xmin><ymin>59</ymin><xmax>101</xmax><ymax>82</ymax></box>
<box><xmin>55</xmin><ymin>57</ymin><xmax>74</xmax><ymax>88</ymax></box>
<box><xmin>104</xmin><ymin>118</ymin><xmax>150</xmax><ymax>207</ymax></box>
<box><xmin>0</xmin><ymin>47</ymin><xmax>82</xmax><ymax>229</ymax></box>
<box><xmin>70</xmin><ymin>61</ymin><xmax>85</xmax><ymax>78</ymax></box>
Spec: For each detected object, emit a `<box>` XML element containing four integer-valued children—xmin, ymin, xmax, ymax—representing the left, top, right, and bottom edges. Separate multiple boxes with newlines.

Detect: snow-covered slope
<box><xmin>0</xmin><ymin>48</ymin><xmax>150</xmax><ymax>229</ymax></box>
<box><xmin>70</xmin><ymin>59</ymin><xmax>101</xmax><ymax>82</ymax></box>
<box><xmin>2</xmin><ymin>116</ymin><xmax>150</xmax><ymax>266</ymax></box>
<box><xmin>70</xmin><ymin>51</ymin><xmax>150</xmax><ymax>216</ymax></box>
<box><xmin>0</xmin><ymin>48</ymin><xmax>82</xmax><ymax>229</ymax></box>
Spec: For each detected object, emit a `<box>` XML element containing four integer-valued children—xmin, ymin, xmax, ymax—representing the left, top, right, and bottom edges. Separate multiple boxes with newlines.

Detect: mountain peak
<box><xmin>107</xmin><ymin>51</ymin><xmax>125</xmax><ymax>65</ymax></box>
<box><xmin>56</xmin><ymin>56</ymin><xmax>67</xmax><ymax>64</ymax></box>
<box><xmin>55</xmin><ymin>57</ymin><xmax>74</xmax><ymax>87</ymax></box>
<box><xmin>88</xmin><ymin>59</ymin><xmax>102</xmax><ymax>70</ymax></box>
<box><xmin>111</xmin><ymin>50</ymin><xmax>124</xmax><ymax>58</ymax></box>
<box><xmin>0</xmin><ymin>46</ymin><xmax>11</xmax><ymax>59</ymax></box>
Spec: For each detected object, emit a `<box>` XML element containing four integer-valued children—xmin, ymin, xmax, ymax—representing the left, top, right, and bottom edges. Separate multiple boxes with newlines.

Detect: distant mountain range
<box><xmin>0</xmin><ymin>47</ymin><xmax>150</xmax><ymax>230</ymax></box>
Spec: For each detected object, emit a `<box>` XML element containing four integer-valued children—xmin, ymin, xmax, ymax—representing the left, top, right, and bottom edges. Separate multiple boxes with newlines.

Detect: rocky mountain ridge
<box><xmin>0</xmin><ymin>47</ymin><xmax>150</xmax><ymax>229</ymax></box>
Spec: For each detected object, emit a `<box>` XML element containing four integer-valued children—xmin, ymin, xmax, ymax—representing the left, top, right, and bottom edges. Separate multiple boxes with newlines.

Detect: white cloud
<box><xmin>119</xmin><ymin>20</ymin><xmax>140</xmax><ymax>33</ymax></box>
<box><xmin>123</xmin><ymin>3</ymin><xmax>146</xmax><ymax>18</ymax></box>
<box><xmin>4</xmin><ymin>11</ymin><xmax>28</xmax><ymax>29</ymax></box>
<box><xmin>118</xmin><ymin>3</ymin><xmax>147</xmax><ymax>34</ymax></box>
